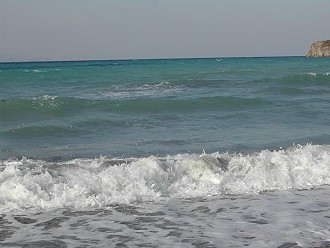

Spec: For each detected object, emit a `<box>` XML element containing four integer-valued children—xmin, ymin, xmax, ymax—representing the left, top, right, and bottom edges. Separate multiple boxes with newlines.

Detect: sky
<box><xmin>0</xmin><ymin>0</ymin><xmax>329</xmax><ymax>62</ymax></box>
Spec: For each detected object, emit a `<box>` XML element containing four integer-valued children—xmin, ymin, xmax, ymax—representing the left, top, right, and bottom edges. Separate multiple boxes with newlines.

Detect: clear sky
<box><xmin>0</xmin><ymin>0</ymin><xmax>329</xmax><ymax>61</ymax></box>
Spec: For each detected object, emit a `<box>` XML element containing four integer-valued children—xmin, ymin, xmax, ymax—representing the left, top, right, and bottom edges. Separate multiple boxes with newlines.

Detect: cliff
<box><xmin>306</xmin><ymin>40</ymin><xmax>330</xmax><ymax>57</ymax></box>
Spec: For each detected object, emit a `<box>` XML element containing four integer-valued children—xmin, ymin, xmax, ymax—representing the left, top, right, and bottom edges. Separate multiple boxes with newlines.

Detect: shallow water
<box><xmin>1</xmin><ymin>186</ymin><xmax>329</xmax><ymax>248</ymax></box>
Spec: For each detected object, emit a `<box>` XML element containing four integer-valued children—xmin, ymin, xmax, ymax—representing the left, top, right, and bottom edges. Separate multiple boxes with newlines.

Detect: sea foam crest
<box><xmin>306</xmin><ymin>72</ymin><xmax>330</xmax><ymax>77</ymax></box>
<box><xmin>32</xmin><ymin>95</ymin><xmax>61</xmax><ymax>109</ymax></box>
<box><xmin>97</xmin><ymin>81</ymin><xmax>183</xmax><ymax>100</ymax></box>
<box><xmin>0</xmin><ymin>144</ymin><xmax>329</xmax><ymax>213</ymax></box>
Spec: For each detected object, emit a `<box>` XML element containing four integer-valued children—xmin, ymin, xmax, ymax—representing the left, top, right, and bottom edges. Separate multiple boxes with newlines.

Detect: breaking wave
<box><xmin>1</xmin><ymin>144</ymin><xmax>329</xmax><ymax>213</ymax></box>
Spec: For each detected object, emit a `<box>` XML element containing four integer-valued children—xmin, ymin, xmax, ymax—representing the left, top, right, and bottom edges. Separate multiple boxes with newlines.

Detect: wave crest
<box><xmin>0</xmin><ymin>144</ymin><xmax>329</xmax><ymax>213</ymax></box>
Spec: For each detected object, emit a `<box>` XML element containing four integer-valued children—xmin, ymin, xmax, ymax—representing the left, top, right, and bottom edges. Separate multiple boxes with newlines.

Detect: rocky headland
<box><xmin>306</xmin><ymin>40</ymin><xmax>330</xmax><ymax>57</ymax></box>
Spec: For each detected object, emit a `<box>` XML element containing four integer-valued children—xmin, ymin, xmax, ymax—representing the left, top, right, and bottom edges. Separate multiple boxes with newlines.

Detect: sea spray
<box><xmin>1</xmin><ymin>144</ymin><xmax>329</xmax><ymax>213</ymax></box>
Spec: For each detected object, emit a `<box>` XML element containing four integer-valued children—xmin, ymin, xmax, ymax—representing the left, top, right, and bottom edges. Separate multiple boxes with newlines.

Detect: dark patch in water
<box><xmin>62</xmin><ymin>209</ymin><xmax>104</xmax><ymax>217</ymax></box>
<box><xmin>145</xmin><ymin>211</ymin><xmax>166</xmax><ymax>216</ymax></box>
<box><xmin>106</xmin><ymin>234</ymin><xmax>134</xmax><ymax>242</ymax></box>
<box><xmin>243</xmin><ymin>215</ymin><xmax>268</xmax><ymax>225</ymax></box>
<box><xmin>0</xmin><ymin>229</ymin><xmax>15</xmax><ymax>242</ymax></box>
<box><xmin>114</xmin><ymin>205</ymin><xmax>143</xmax><ymax>216</ymax></box>
<box><xmin>13</xmin><ymin>216</ymin><xmax>38</xmax><ymax>224</ymax></box>
<box><xmin>166</xmin><ymin>230</ymin><xmax>182</xmax><ymax>237</ymax></box>
<box><xmin>277</xmin><ymin>242</ymin><xmax>301</xmax><ymax>248</ymax></box>
<box><xmin>35</xmin><ymin>217</ymin><xmax>69</xmax><ymax>230</ymax></box>
<box><xmin>190</xmin><ymin>206</ymin><xmax>211</xmax><ymax>213</ymax></box>
<box><xmin>216</xmin><ymin>208</ymin><xmax>226</xmax><ymax>213</ymax></box>
<box><xmin>192</xmin><ymin>240</ymin><xmax>216</xmax><ymax>248</ymax></box>
<box><xmin>21</xmin><ymin>240</ymin><xmax>67</xmax><ymax>248</ymax></box>
<box><xmin>97</xmin><ymin>227</ymin><xmax>123</xmax><ymax>233</ymax></box>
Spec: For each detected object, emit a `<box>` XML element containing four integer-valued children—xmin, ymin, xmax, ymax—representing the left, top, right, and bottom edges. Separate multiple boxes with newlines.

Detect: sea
<box><xmin>0</xmin><ymin>57</ymin><xmax>329</xmax><ymax>247</ymax></box>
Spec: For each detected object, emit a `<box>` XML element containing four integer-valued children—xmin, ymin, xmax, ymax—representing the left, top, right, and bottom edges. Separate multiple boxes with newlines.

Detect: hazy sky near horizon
<box><xmin>0</xmin><ymin>0</ymin><xmax>329</xmax><ymax>61</ymax></box>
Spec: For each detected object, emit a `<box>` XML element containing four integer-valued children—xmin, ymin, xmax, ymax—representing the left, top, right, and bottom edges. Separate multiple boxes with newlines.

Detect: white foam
<box><xmin>32</xmin><ymin>95</ymin><xmax>60</xmax><ymax>109</ymax></box>
<box><xmin>307</xmin><ymin>72</ymin><xmax>317</xmax><ymax>77</ymax></box>
<box><xmin>0</xmin><ymin>144</ymin><xmax>329</xmax><ymax>213</ymax></box>
<box><xmin>306</xmin><ymin>72</ymin><xmax>330</xmax><ymax>77</ymax></box>
<box><xmin>95</xmin><ymin>82</ymin><xmax>184</xmax><ymax>100</ymax></box>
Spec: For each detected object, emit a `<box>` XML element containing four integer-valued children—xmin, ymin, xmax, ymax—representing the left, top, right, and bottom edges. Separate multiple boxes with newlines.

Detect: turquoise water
<box><xmin>1</xmin><ymin>57</ymin><xmax>329</xmax><ymax>160</ymax></box>
<box><xmin>1</xmin><ymin>57</ymin><xmax>330</xmax><ymax>247</ymax></box>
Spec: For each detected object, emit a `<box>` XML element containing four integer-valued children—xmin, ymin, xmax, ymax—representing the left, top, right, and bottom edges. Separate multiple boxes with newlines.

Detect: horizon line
<box><xmin>0</xmin><ymin>55</ymin><xmax>307</xmax><ymax>64</ymax></box>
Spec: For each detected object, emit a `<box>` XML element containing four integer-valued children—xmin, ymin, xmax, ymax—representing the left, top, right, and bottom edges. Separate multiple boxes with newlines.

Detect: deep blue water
<box><xmin>1</xmin><ymin>57</ymin><xmax>329</xmax><ymax>160</ymax></box>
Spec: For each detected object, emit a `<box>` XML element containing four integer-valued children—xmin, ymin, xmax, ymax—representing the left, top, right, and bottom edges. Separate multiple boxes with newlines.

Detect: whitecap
<box><xmin>307</xmin><ymin>72</ymin><xmax>317</xmax><ymax>77</ymax></box>
<box><xmin>0</xmin><ymin>144</ymin><xmax>329</xmax><ymax>213</ymax></box>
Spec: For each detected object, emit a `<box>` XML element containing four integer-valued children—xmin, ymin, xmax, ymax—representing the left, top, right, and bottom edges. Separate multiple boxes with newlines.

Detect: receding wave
<box><xmin>0</xmin><ymin>144</ymin><xmax>329</xmax><ymax>213</ymax></box>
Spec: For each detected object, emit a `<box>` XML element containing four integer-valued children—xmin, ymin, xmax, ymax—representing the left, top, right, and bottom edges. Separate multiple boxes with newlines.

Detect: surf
<box><xmin>1</xmin><ymin>144</ymin><xmax>329</xmax><ymax>213</ymax></box>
